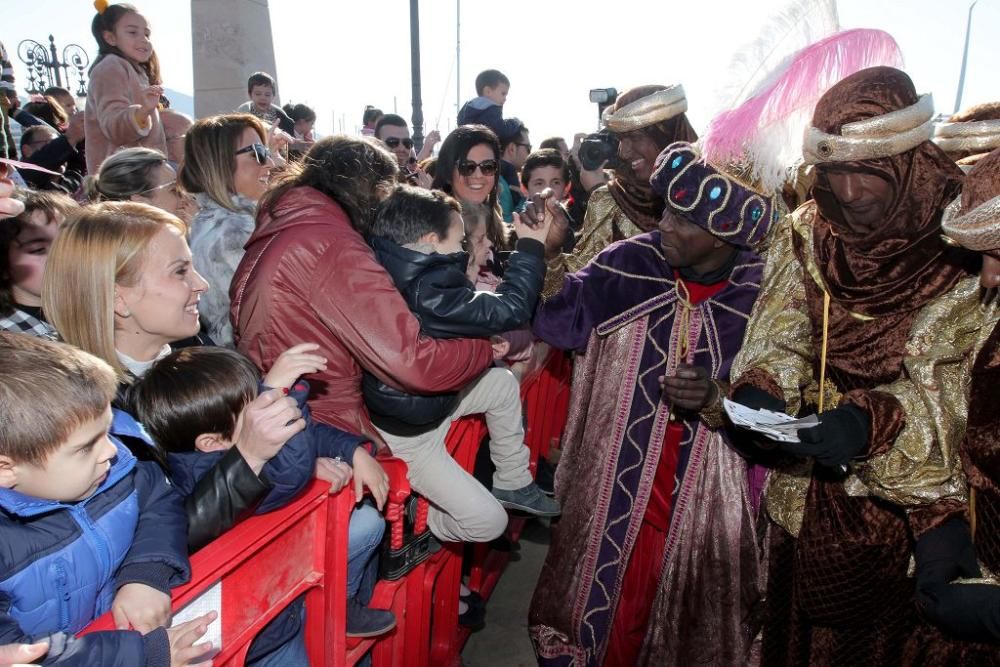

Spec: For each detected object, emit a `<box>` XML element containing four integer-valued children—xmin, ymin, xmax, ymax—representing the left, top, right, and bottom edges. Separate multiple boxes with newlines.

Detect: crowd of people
<box><xmin>1</xmin><ymin>2</ymin><xmax>1000</xmax><ymax>667</ymax></box>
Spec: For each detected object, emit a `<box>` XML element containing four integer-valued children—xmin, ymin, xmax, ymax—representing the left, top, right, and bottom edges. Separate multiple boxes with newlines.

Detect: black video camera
<box><xmin>579</xmin><ymin>129</ymin><xmax>619</xmax><ymax>171</ymax></box>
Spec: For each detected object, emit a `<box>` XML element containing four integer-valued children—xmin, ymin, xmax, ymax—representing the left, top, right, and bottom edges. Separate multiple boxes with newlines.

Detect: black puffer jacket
<box><xmin>363</xmin><ymin>235</ymin><xmax>545</xmax><ymax>435</ymax></box>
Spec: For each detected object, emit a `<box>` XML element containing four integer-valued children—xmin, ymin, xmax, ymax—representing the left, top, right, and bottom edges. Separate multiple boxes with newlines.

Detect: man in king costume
<box><xmin>901</xmin><ymin>147</ymin><xmax>1000</xmax><ymax>665</ymax></box>
<box><xmin>527</xmin><ymin>140</ymin><xmax>779</xmax><ymax>666</ymax></box>
<box><xmin>729</xmin><ymin>67</ymin><xmax>991</xmax><ymax>666</ymax></box>
<box><xmin>541</xmin><ymin>85</ymin><xmax>698</xmax><ymax>299</ymax></box>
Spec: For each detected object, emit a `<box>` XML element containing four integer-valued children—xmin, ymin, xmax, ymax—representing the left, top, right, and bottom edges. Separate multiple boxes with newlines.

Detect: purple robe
<box><xmin>528</xmin><ymin>232</ymin><xmax>765</xmax><ymax>666</ymax></box>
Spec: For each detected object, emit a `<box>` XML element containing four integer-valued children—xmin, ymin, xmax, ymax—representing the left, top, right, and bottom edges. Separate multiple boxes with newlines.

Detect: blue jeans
<box><xmin>347</xmin><ymin>502</ymin><xmax>384</xmax><ymax>599</ymax></box>
<box><xmin>247</xmin><ymin>601</ymin><xmax>308</xmax><ymax>667</ymax></box>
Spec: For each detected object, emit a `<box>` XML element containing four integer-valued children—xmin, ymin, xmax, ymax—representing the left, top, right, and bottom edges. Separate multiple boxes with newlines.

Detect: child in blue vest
<box><xmin>126</xmin><ymin>344</ymin><xmax>393</xmax><ymax>665</ymax></box>
<box><xmin>0</xmin><ymin>332</ymin><xmax>210</xmax><ymax>666</ymax></box>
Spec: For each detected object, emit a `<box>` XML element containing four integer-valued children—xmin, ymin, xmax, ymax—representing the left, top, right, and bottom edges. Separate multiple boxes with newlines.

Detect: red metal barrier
<box><xmin>415</xmin><ymin>417</ymin><xmax>485</xmax><ymax>667</ymax></box>
<box><xmin>520</xmin><ymin>347</ymin><xmax>573</xmax><ymax>472</ymax></box>
<box><xmin>78</xmin><ymin>367</ymin><xmax>574</xmax><ymax>667</ymax></box>
<box><xmin>81</xmin><ymin>456</ymin><xmax>413</xmax><ymax>667</ymax></box>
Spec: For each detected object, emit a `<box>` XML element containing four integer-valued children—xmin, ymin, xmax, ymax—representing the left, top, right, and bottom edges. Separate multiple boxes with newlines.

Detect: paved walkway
<box><xmin>462</xmin><ymin>518</ymin><xmax>551</xmax><ymax>666</ymax></box>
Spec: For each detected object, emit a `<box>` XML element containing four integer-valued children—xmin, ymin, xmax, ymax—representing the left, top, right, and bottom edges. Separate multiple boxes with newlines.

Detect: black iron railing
<box><xmin>17</xmin><ymin>36</ymin><xmax>90</xmax><ymax>97</ymax></box>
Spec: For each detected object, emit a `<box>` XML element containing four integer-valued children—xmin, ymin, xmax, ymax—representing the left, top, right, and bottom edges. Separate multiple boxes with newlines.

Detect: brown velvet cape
<box><xmin>754</xmin><ymin>68</ymin><xmax>977</xmax><ymax>667</ymax></box>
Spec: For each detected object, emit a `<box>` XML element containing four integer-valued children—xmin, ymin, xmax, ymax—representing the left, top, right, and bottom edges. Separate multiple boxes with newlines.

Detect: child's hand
<box><xmin>263</xmin><ymin>343</ymin><xmax>327</xmax><ymax>390</ymax></box>
<box><xmin>352</xmin><ymin>447</ymin><xmax>389</xmax><ymax>510</ymax></box>
<box><xmin>138</xmin><ymin>85</ymin><xmax>164</xmax><ymax>115</ymax></box>
<box><xmin>314</xmin><ymin>457</ymin><xmax>352</xmax><ymax>494</ymax></box>
<box><xmin>236</xmin><ymin>389</ymin><xmax>305</xmax><ymax>474</ymax></box>
<box><xmin>166</xmin><ymin>611</ymin><xmax>216</xmax><ymax>667</ymax></box>
<box><xmin>111</xmin><ymin>583</ymin><xmax>171</xmax><ymax>634</ymax></box>
<box><xmin>266</xmin><ymin>122</ymin><xmax>294</xmax><ymax>151</ymax></box>
<box><xmin>0</xmin><ymin>167</ymin><xmax>24</xmax><ymax>220</ymax></box>
<box><xmin>490</xmin><ymin>337</ymin><xmax>511</xmax><ymax>361</ymax></box>
<box><xmin>0</xmin><ymin>640</ymin><xmax>48</xmax><ymax>665</ymax></box>
<box><xmin>513</xmin><ymin>192</ymin><xmax>555</xmax><ymax>244</ymax></box>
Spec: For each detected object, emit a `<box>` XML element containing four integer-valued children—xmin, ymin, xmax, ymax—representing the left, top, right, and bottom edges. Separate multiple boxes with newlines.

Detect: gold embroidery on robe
<box><xmin>731</xmin><ymin>202</ymin><xmax>999</xmax><ymax>536</ymax></box>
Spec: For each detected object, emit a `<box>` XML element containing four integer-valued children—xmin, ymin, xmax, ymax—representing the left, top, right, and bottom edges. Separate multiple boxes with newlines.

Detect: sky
<box><xmin>5</xmin><ymin>0</ymin><xmax>999</xmax><ymax>145</ymax></box>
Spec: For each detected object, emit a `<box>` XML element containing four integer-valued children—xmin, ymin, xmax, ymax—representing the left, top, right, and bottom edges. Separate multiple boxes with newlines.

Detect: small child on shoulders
<box><xmin>363</xmin><ymin>185</ymin><xmax>560</xmax><ymax>518</ymax></box>
<box><xmin>0</xmin><ymin>332</ymin><xmax>211</xmax><ymax>666</ymax></box>
<box><xmin>126</xmin><ymin>344</ymin><xmax>395</xmax><ymax>664</ymax></box>
<box><xmin>237</xmin><ymin>71</ymin><xmax>295</xmax><ymax>136</ymax></box>
<box><xmin>457</xmin><ymin>69</ymin><xmax>522</xmax><ymax>143</ymax></box>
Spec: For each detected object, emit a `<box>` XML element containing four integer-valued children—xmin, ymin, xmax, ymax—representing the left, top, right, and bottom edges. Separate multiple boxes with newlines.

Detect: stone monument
<box><xmin>191</xmin><ymin>0</ymin><xmax>278</xmax><ymax>118</ymax></box>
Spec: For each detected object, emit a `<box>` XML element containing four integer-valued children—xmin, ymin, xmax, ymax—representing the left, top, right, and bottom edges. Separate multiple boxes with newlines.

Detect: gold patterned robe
<box><xmin>732</xmin><ymin>202</ymin><xmax>994</xmax><ymax>536</ymax></box>
<box><xmin>542</xmin><ymin>187</ymin><xmax>648</xmax><ymax>299</ymax></box>
<box><xmin>731</xmin><ymin>202</ymin><xmax>997</xmax><ymax>666</ymax></box>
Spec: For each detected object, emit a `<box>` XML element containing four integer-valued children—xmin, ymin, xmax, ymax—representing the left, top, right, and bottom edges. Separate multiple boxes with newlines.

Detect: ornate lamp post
<box><xmin>17</xmin><ymin>36</ymin><xmax>90</xmax><ymax>96</ymax></box>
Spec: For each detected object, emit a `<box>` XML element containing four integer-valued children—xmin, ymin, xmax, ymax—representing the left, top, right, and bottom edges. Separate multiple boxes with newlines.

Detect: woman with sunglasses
<box><xmin>86</xmin><ymin>146</ymin><xmax>195</xmax><ymax>222</ymax></box>
<box><xmin>432</xmin><ymin>125</ymin><xmax>508</xmax><ymax>264</ymax></box>
<box><xmin>180</xmin><ymin>113</ymin><xmax>275</xmax><ymax>347</ymax></box>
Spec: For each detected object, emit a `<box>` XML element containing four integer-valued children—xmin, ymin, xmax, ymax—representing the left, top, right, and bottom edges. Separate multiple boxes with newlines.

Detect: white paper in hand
<box><xmin>170</xmin><ymin>580</ymin><xmax>222</xmax><ymax>658</ymax></box>
<box><xmin>723</xmin><ymin>398</ymin><xmax>820</xmax><ymax>443</ymax></box>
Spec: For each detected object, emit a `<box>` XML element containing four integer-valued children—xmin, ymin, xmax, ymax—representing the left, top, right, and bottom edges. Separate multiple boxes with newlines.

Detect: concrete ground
<box><xmin>461</xmin><ymin>518</ymin><xmax>551</xmax><ymax>667</ymax></box>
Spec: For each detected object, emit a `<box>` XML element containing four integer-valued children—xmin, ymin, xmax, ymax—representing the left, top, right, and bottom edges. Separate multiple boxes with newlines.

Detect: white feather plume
<box><xmin>712</xmin><ymin>0</ymin><xmax>840</xmax><ymax>113</ymax></box>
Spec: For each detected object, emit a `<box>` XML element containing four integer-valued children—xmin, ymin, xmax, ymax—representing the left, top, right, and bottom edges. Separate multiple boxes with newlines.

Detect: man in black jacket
<box><xmin>364</xmin><ymin>186</ymin><xmax>560</xmax><ymax>547</ymax></box>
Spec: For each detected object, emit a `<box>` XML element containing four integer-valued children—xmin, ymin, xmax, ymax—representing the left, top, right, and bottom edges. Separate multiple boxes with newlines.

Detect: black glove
<box><xmin>915</xmin><ymin>517</ymin><xmax>982</xmax><ymax>588</ymax></box>
<box><xmin>731</xmin><ymin>385</ymin><xmax>787</xmax><ymax>414</ymax></box>
<box><xmin>917</xmin><ymin>583</ymin><xmax>1000</xmax><ymax>644</ymax></box>
<box><xmin>786</xmin><ymin>404</ymin><xmax>870</xmax><ymax>467</ymax></box>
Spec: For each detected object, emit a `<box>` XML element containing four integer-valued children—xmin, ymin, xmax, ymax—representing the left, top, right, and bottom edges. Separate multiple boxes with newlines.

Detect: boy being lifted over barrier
<box><xmin>363</xmin><ymin>185</ymin><xmax>561</xmax><ymax>540</ymax></box>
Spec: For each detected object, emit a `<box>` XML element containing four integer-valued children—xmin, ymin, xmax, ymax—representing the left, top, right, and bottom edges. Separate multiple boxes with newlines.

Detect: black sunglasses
<box><xmin>234</xmin><ymin>142</ymin><xmax>271</xmax><ymax>165</ymax></box>
<box><xmin>383</xmin><ymin>137</ymin><xmax>414</xmax><ymax>150</ymax></box>
<box><xmin>456</xmin><ymin>159</ymin><xmax>499</xmax><ymax>177</ymax></box>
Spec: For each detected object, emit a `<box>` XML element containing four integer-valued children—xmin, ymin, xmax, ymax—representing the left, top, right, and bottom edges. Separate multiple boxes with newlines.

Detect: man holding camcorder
<box><xmin>540</xmin><ymin>84</ymin><xmax>697</xmax><ymax>299</ymax></box>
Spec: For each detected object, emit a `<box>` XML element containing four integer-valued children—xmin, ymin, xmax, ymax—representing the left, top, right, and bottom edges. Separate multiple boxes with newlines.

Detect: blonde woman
<box><xmin>42</xmin><ymin>200</ymin><xmax>303</xmax><ymax>552</ymax></box>
<box><xmin>180</xmin><ymin>113</ymin><xmax>275</xmax><ymax>347</ymax></box>
<box><xmin>87</xmin><ymin>147</ymin><xmax>195</xmax><ymax>222</ymax></box>
<box><xmin>43</xmin><ymin>201</ymin><xmax>208</xmax><ymax>384</ymax></box>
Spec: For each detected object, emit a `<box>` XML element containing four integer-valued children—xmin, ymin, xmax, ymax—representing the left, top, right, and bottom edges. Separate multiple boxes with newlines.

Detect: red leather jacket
<box><xmin>230</xmin><ymin>186</ymin><xmax>492</xmax><ymax>446</ymax></box>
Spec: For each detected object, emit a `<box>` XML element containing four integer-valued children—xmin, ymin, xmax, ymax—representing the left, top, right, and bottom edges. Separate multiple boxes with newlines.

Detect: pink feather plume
<box><xmin>702</xmin><ymin>28</ymin><xmax>903</xmax><ymax>186</ymax></box>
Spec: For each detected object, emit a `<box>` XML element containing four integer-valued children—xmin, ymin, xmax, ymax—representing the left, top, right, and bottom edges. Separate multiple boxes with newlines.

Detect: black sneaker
<box><xmin>458</xmin><ymin>596</ymin><xmax>486</xmax><ymax>632</ymax></box>
<box><xmin>346</xmin><ymin>597</ymin><xmax>396</xmax><ymax>638</ymax></box>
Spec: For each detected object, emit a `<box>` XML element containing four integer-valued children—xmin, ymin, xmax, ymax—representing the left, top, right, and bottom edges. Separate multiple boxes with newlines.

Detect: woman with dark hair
<box><xmin>231</xmin><ymin>135</ymin><xmax>492</xmax><ymax>454</ymax></box>
<box><xmin>432</xmin><ymin>124</ymin><xmax>508</xmax><ymax>265</ymax></box>
<box><xmin>361</xmin><ymin>105</ymin><xmax>383</xmax><ymax>137</ymax></box>
<box><xmin>22</xmin><ymin>96</ymin><xmax>69</xmax><ymax>130</ymax></box>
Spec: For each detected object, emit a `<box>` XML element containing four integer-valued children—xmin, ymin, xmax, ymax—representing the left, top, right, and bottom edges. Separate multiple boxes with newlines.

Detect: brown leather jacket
<box><xmin>230</xmin><ymin>186</ymin><xmax>492</xmax><ymax>446</ymax></box>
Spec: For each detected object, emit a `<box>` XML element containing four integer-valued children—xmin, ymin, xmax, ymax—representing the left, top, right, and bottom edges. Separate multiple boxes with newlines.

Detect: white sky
<box><xmin>6</xmin><ymin>0</ymin><xmax>999</xmax><ymax>144</ymax></box>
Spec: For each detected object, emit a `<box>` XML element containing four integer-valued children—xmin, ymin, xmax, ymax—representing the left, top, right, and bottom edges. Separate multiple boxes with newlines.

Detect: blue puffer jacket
<box><xmin>165</xmin><ymin>381</ymin><xmax>368</xmax><ymax>663</ymax></box>
<box><xmin>0</xmin><ymin>409</ymin><xmax>191</xmax><ymax>666</ymax></box>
